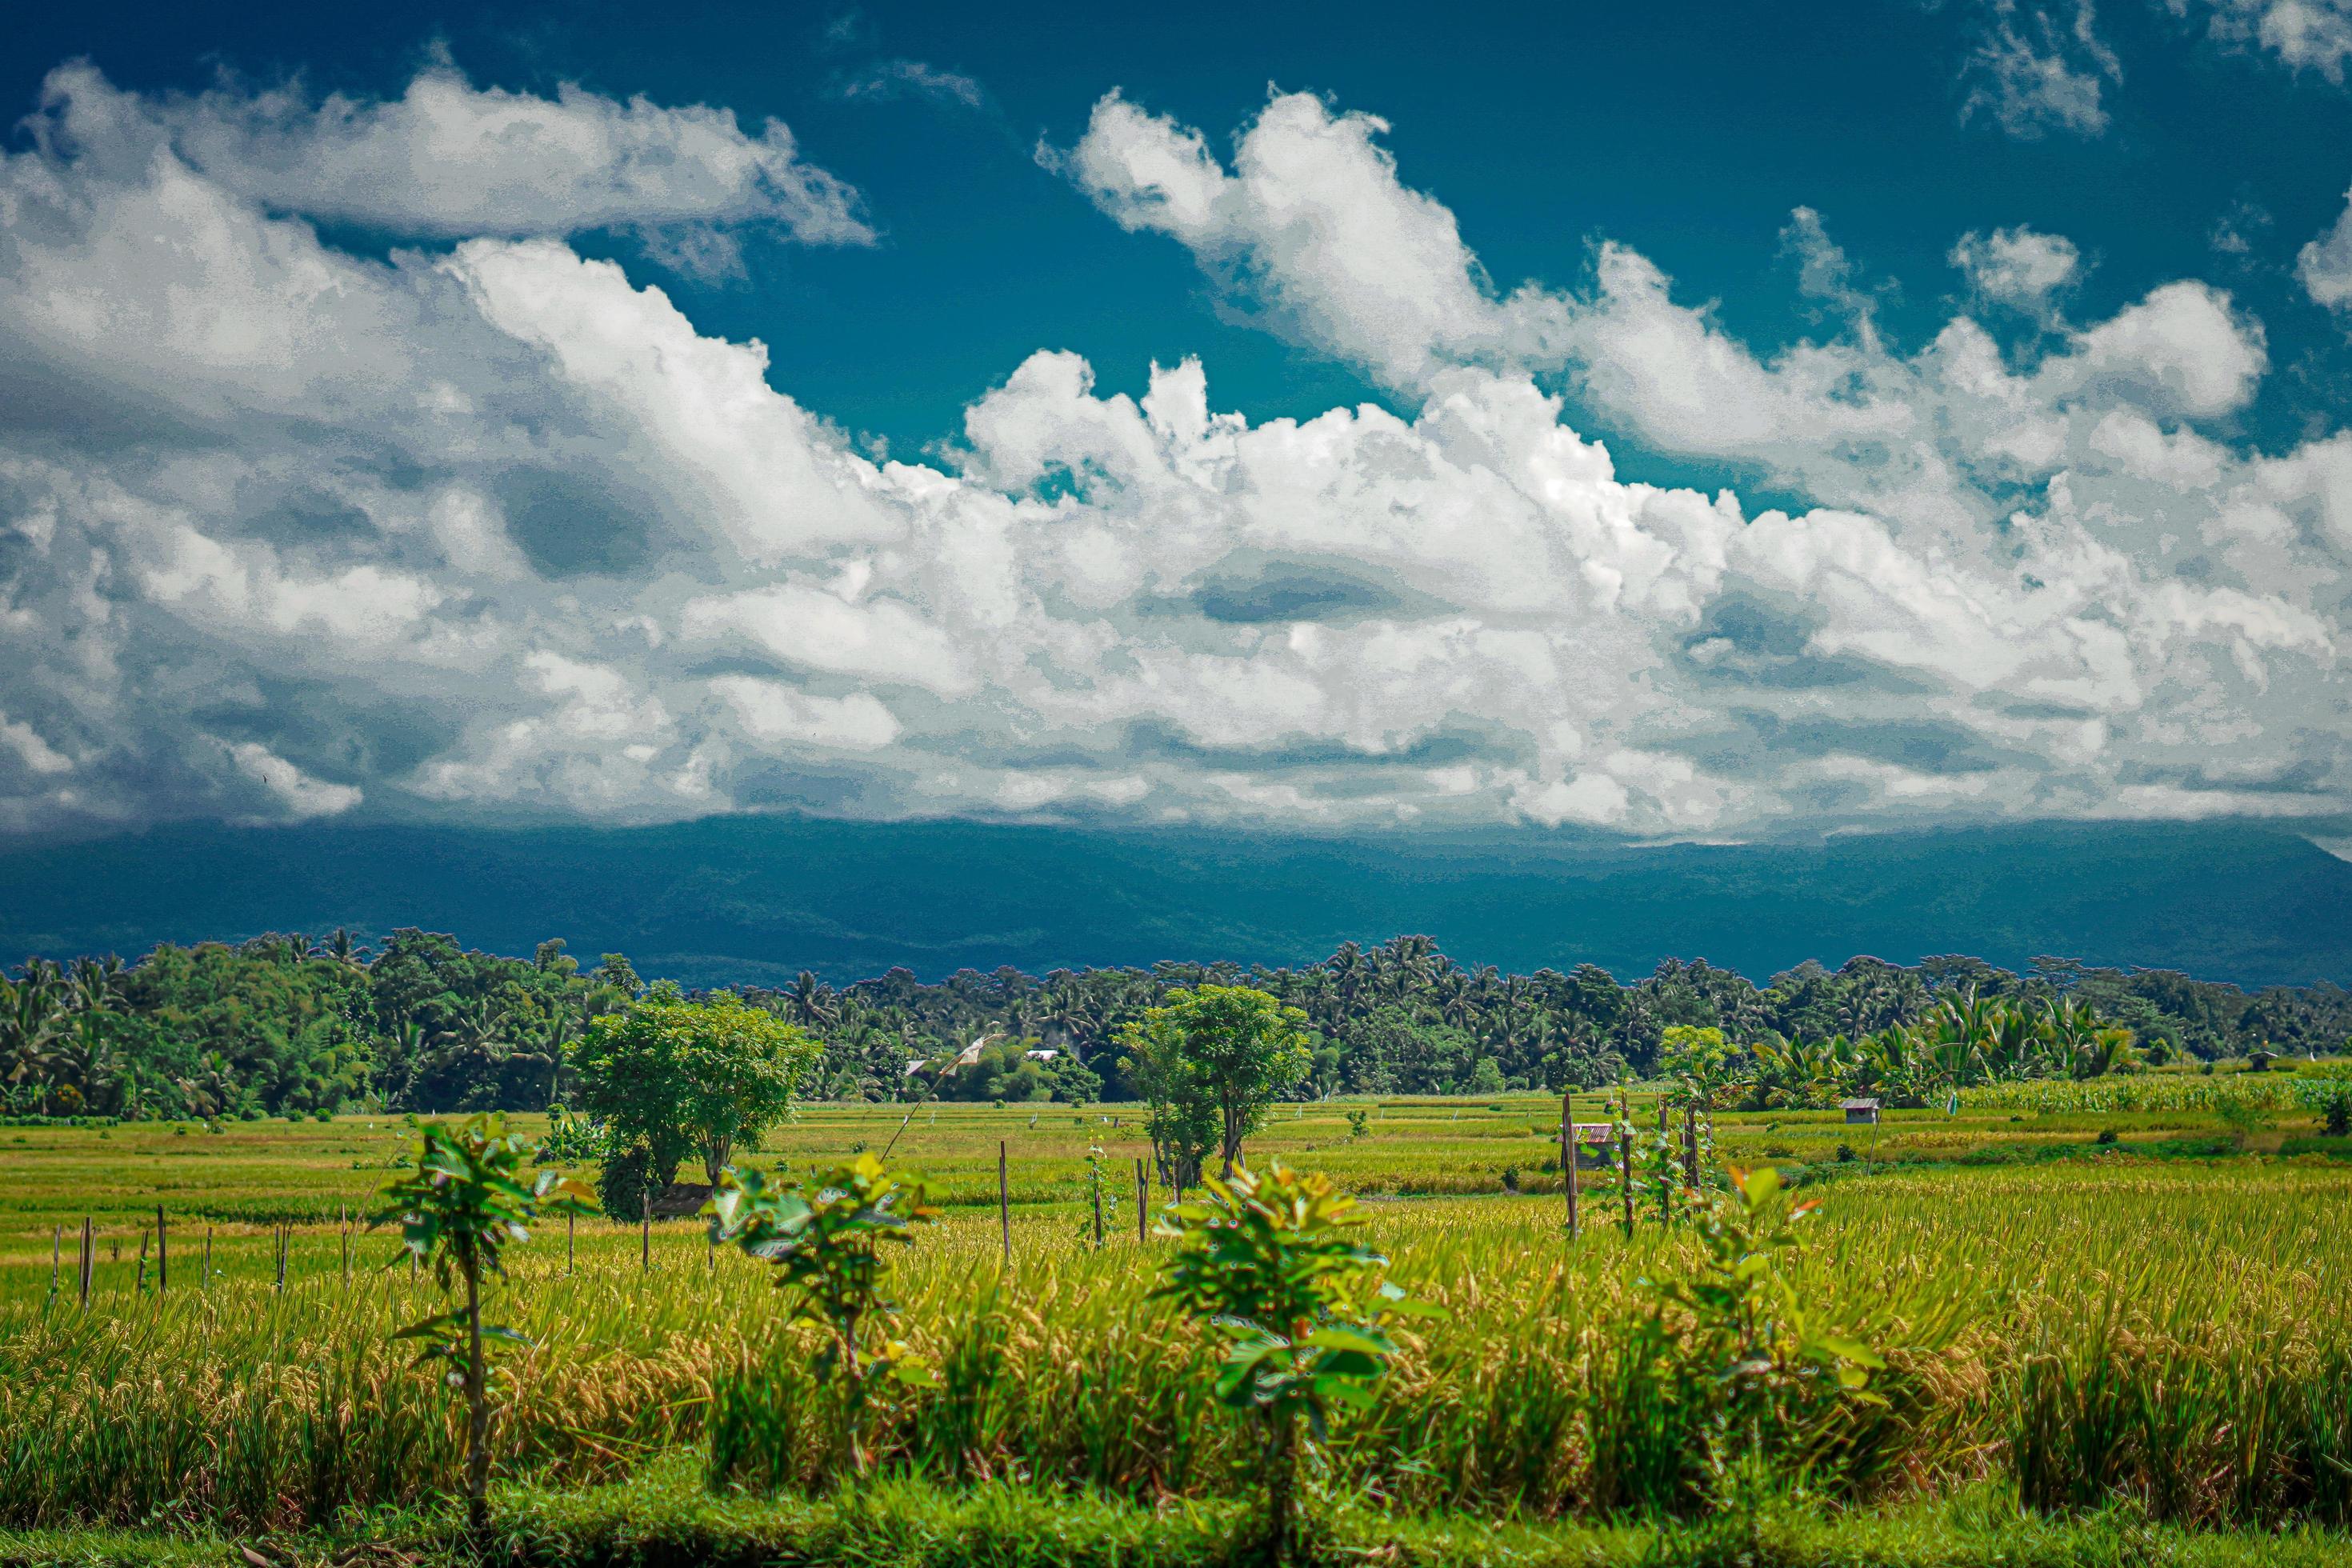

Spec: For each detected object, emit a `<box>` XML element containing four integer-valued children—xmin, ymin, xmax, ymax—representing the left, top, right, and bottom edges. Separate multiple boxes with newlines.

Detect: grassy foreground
<box><xmin>6</xmin><ymin>1460</ymin><xmax>2350</xmax><ymax>1568</ymax></box>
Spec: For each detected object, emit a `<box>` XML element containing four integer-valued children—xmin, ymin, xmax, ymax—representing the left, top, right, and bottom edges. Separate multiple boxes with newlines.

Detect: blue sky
<box><xmin>2</xmin><ymin>0</ymin><xmax>2350</xmax><ymax>847</ymax></box>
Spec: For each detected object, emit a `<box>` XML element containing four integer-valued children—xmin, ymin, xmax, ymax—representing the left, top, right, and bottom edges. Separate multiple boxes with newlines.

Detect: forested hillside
<box><xmin>4</xmin><ymin>929</ymin><xmax>2346</xmax><ymax>1118</ymax></box>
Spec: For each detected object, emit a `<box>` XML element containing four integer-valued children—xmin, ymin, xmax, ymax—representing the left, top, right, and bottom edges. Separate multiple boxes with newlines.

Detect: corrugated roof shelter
<box><xmin>1840</xmin><ymin>1098</ymin><xmax>1882</xmax><ymax>1124</ymax></box>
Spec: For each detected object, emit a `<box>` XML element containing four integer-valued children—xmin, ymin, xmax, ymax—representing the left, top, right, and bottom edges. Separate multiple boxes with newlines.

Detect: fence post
<box><xmin>998</xmin><ymin>1141</ymin><xmax>1010</xmax><ymax>1266</ymax></box>
<box><xmin>1618</xmin><ymin>1091</ymin><xmax>1635</xmax><ymax>1239</ymax></box>
<box><xmin>157</xmin><ymin>1205</ymin><xmax>167</xmax><ymax>1294</ymax></box>
<box><xmin>1561</xmin><ymin>1092</ymin><xmax>1578</xmax><ymax>1240</ymax></box>
<box><xmin>1134</xmin><ymin>1158</ymin><xmax>1147</xmax><ymax>1242</ymax></box>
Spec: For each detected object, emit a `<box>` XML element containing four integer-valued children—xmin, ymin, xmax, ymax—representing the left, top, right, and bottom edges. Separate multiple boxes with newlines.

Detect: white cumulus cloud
<box><xmin>0</xmin><ymin>70</ymin><xmax>2345</xmax><ymax>842</ymax></box>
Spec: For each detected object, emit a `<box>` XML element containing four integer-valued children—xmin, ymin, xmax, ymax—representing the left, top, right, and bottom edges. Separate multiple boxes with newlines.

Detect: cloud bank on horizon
<box><xmin>1</xmin><ymin>45</ymin><xmax>2350</xmax><ymax>840</ymax></box>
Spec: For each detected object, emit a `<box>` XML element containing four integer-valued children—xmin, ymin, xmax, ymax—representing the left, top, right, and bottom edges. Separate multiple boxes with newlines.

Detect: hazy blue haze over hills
<box><xmin>0</xmin><ymin>820</ymin><xmax>2344</xmax><ymax>990</ymax></box>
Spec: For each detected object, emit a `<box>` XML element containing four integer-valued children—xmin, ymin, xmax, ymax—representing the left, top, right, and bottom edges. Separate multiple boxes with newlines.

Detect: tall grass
<box><xmin>6</xmin><ymin>1161</ymin><xmax>2351</xmax><ymax>1531</ymax></box>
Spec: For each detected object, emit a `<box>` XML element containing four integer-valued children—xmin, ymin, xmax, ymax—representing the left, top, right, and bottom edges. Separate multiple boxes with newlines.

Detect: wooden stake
<box><xmin>156</xmin><ymin>1205</ymin><xmax>167</xmax><ymax>1294</ymax></box>
<box><xmin>203</xmin><ymin>1227</ymin><xmax>212</xmax><ymax>1288</ymax></box>
<box><xmin>1618</xmin><ymin>1092</ymin><xmax>1635</xmax><ymax>1238</ymax></box>
<box><xmin>998</xmin><ymin>1141</ymin><xmax>1010</xmax><ymax>1266</ymax></box>
<box><xmin>1560</xmin><ymin>1092</ymin><xmax>1578</xmax><ymax>1240</ymax></box>
<box><xmin>640</xmin><ymin>1189</ymin><xmax>650</xmax><ymax>1271</ymax></box>
<box><xmin>79</xmin><ymin>1218</ymin><xmax>91</xmax><ymax>1307</ymax></box>
<box><xmin>136</xmin><ymin>1226</ymin><xmax>150</xmax><ymax>1294</ymax></box>
<box><xmin>1134</xmin><ymin>1158</ymin><xmax>1147</xmax><ymax>1242</ymax></box>
<box><xmin>1090</xmin><ymin>1160</ymin><xmax>1104</xmax><ymax>1248</ymax></box>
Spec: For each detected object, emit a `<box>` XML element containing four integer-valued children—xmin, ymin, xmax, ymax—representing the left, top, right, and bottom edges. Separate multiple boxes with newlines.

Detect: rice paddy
<box><xmin>5</xmin><ymin>1091</ymin><xmax>2351</xmax><ymax>1559</ymax></box>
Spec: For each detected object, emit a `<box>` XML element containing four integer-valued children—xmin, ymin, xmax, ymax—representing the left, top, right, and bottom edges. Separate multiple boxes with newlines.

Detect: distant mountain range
<box><xmin>0</xmin><ymin>817</ymin><xmax>2345</xmax><ymax>989</ymax></box>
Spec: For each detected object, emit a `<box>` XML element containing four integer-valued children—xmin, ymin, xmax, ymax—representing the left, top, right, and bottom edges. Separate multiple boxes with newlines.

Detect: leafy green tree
<box><xmin>1118</xmin><ymin>986</ymin><xmax>1310</xmax><ymax>1179</ymax></box>
<box><xmin>1658</xmin><ymin>1024</ymin><xmax>1737</xmax><ymax>1108</ymax></box>
<box><xmin>371</xmin><ymin>1115</ymin><xmax>592</xmax><ymax>1534</ymax></box>
<box><xmin>1154</xmin><ymin>1161</ymin><xmax>1440</xmax><ymax>1564</ymax></box>
<box><xmin>574</xmin><ymin>985</ymin><xmax>818</xmax><ymax>1212</ymax></box>
<box><xmin>706</xmin><ymin>1154</ymin><xmax>938</xmax><ymax>1477</ymax></box>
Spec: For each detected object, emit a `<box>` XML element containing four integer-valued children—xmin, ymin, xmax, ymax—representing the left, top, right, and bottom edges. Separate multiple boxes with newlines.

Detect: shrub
<box><xmin>1658</xmin><ymin>1166</ymin><xmax>1884</xmax><ymax>1517</ymax></box>
<box><xmin>2322</xmin><ymin>1087</ymin><xmax>2352</xmax><ymax>1138</ymax></box>
<box><xmin>594</xmin><ymin>1142</ymin><xmax>657</xmax><ymax>1223</ymax></box>
<box><xmin>706</xmin><ymin>1154</ymin><xmax>938</xmax><ymax>1481</ymax></box>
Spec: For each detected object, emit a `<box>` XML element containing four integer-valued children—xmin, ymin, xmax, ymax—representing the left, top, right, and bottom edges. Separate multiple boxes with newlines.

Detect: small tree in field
<box><xmin>372</xmin><ymin>1114</ymin><xmax>593</xmax><ymax>1534</ymax></box>
<box><xmin>706</xmin><ymin>1154</ymin><xmax>938</xmax><ymax>1477</ymax></box>
<box><xmin>574</xmin><ymin>985</ymin><xmax>818</xmax><ymax>1214</ymax></box>
<box><xmin>1659</xmin><ymin>1164</ymin><xmax>1883</xmax><ymax>1518</ymax></box>
<box><xmin>1118</xmin><ymin>986</ymin><xmax>1311</xmax><ymax>1179</ymax></box>
<box><xmin>1154</xmin><ymin>1160</ymin><xmax>1441</xmax><ymax>1564</ymax></box>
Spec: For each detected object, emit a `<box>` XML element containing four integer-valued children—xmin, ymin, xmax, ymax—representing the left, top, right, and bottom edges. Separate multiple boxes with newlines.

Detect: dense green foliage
<box><xmin>4</xmin><ymin>928</ymin><xmax>2347</xmax><ymax>1125</ymax></box>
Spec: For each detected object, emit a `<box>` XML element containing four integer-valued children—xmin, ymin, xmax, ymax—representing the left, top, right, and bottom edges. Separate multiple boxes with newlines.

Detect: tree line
<box><xmin>2</xmin><ymin>927</ymin><xmax>2346</xmax><ymax>1122</ymax></box>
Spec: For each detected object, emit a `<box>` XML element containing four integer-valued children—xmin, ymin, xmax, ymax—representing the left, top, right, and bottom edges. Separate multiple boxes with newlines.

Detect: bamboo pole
<box><xmin>998</xmin><ymin>1141</ymin><xmax>1010</xmax><ymax>1266</ymax></box>
<box><xmin>1134</xmin><ymin>1158</ymin><xmax>1147</xmax><ymax>1242</ymax></box>
<box><xmin>50</xmin><ymin>1224</ymin><xmax>61</xmax><ymax>1297</ymax></box>
<box><xmin>1090</xmin><ymin>1161</ymin><xmax>1104</xmax><ymax>1248</ymax></box>
<box><xmin>136</xmin><ymin>1226</ymin><xmax>150</xmax><ymax>1294</ymax></box>
<box><xmin>79</xmin><ymin>1218</ymin><xmax>91</xmax><ymax>1307</ymax></box>
<box><xmin>1683</xmin><ymin>1104</ymin><xmax>1699</xmax><ymax>1188</ymax></box>
<box><xmin>203</xmin><ymin>1227</ymin><xmax>212</xmax><ymax>1288</ymax></box>
<box><xmin>156</xmin><ymin>1205</ymin><xmax>167</xmax><ymax>1294</ymax></box>
<box><xmin>640</xmin><ymin>1189</ymin><xmax>651</xmax><ymax>1271</ymax></box>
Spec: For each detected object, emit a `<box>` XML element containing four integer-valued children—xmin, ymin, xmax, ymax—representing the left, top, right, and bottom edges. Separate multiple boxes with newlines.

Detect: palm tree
<box><xmin>789</xmin><ymin>970</ymin><xmax>838</xmax><ymax>1028</ymax></box>
<box><xmin>50</xmin><ymin>1016</ymin><xmax>123</xmax><ymax>1114</ymax></box>
<box><xmin>177</xmin><ymin>1052</ymin><xmax>242</xmax><ymax>1119</ymax></box>
<box><xmin>0</xmin><ymin>967</ymin><xmax>66</xmax><ymax>1091</ymax></box>
<box><xmin>535</xmin><ymin>1006</ymin><xmax>581</xmax><ymax>1108</ymax></box>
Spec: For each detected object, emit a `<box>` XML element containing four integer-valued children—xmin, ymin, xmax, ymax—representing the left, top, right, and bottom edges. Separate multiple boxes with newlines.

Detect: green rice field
<box><xmin>5</xmin><ymin>1091</ymin><xmax>2352</xmax><ymax>1564</ymax></box>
